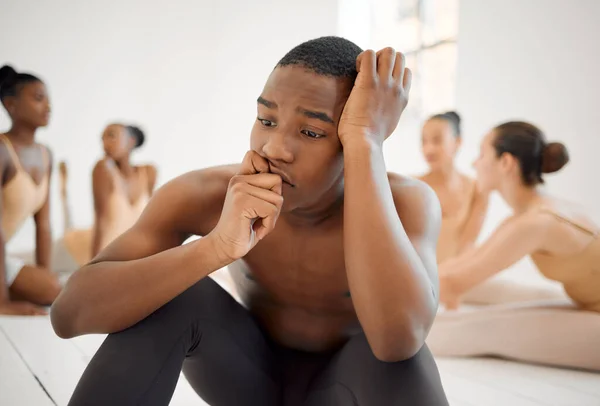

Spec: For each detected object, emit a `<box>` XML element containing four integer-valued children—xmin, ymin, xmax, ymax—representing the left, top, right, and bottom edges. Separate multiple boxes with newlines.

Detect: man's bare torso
<box><xmin>167</xmin><ymin>165</ymin><xmax>421</xmax><ymax>352</ymax></box>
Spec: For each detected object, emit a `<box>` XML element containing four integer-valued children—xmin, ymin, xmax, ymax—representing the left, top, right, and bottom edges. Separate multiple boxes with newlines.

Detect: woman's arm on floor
<box><xmin>439</xmin><ymin>212</ymin><xmax>549</xmax><ymax>308</ymax></box>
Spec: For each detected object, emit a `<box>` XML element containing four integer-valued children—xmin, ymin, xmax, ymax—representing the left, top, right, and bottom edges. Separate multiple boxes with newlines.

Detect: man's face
<box><xmin>250</xmin><ymin>66</ymin><xmax>352</xmax><ymax>211</ymax></box>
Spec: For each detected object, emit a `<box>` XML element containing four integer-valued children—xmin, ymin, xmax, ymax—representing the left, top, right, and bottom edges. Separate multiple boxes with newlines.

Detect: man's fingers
<box><xmin>254</xmin><ymin>212</ymin><xmax>278</xmax><ymax>241</ymax></box>
<box><xmin>237</xmin><ymin>150</ymin><xmax>270</xmax><ymax>175</ymax></box>
<box><xmin>376</xmin><ymin>47</ymin><xmax>396</xmax><ymax>79</ymax></box>
<box><xmin>245</xmin><ymin>174</ymin><xmax>283</xmax><ymax>195</ymax></box>
<box><xmin>244</xmin><ymin>196</ymin><xmax>282</xmax><ymax>240</ymax></box>
<box><xmin>392</xmin><ymin>52</ymin><xmax>406</xmax><ymax>81</ymax></box>
<box><xmin>230</xmin><ymin>173</ymin><xmax>283</xmax><ymax>194</ymax></box>
<box><xmin>403</xmin><ymin>67</ymin><xmax>413</xmax><ymax>93</ymax></box>
<box><xmin>235</xmin><ymin>182</ymin><xmax>284</xmax><ymax>207</ymax></box>
<box><xmin>245</xmin><ymin>197</ymin><xmax>280</xmax><ymax>221</ymax></box>
<box><xmin>356</xmin><ymin>49</ymin><xmax>377</xmax><ymax>79</ymax></box>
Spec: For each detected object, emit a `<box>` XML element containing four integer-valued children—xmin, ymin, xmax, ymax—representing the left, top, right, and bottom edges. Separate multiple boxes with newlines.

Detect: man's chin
<box><xmin>280</xmin><ymin>199</ymin><xmax>294</xmax><ymax>213</ymax></box>
<box><xmin>280</xmin><ymin>192</ymin><xmax>304</xmax><ymax>213</ymax></box>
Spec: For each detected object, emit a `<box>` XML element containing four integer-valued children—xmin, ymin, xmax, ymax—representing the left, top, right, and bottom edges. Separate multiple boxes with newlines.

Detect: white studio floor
<box><xmin>2</xmin><ymin>316</ymin><xmax>600</xmax><ymax>406</ymax></box>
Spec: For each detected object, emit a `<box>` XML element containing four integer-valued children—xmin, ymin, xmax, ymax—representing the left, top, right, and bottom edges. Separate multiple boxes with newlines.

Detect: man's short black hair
<box><xmin>277</xmin><ymin>36</ymin><xmax>363</xmax><ymax>80</ymax></box>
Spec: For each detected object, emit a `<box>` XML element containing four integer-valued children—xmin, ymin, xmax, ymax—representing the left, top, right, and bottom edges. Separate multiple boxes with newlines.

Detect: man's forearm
<box><xmin>343</xmin><ymin>138</ymin><xmax>436</xmax><ymax>359</ymax></box>
<box><xmin>50</xmin><ymin>235</ymin><xmax>229</xmax><ymax>338</ymax></box>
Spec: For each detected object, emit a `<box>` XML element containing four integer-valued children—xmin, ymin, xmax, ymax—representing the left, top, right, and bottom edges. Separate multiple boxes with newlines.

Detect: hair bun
<box><xmin>0</xmin><ymin>65</ymin><xmax>18</xmax><ymax>88</ymax></box>
<box><xmin>541</xmin><ymin>142</ymin><xmax>569</xmax><ymax>173</ymax></box>
<box><xmin>127</xmin><ymin>125</ymin><xmax>145</xmax><ymax>148</ymax></box>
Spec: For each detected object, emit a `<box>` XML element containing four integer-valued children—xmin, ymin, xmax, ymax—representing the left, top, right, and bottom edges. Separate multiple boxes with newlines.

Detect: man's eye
<box><xmin>258</xmin><ymin>119</ymin><xmax>275</xmax><ymax>127</ymax></box>
<box><xmin>302</xmin><ymin>130</ymin><xmax>324</xmax><ymax>139</ymax></box>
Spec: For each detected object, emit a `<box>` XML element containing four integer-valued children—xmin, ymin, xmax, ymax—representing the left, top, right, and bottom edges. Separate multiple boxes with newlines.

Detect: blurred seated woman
<box><xmin>418</xmin><ymin>111</ymin><xmax>488</xmax><ymax>263</ymax></box>
<box><xmin>60</xmin><ymin>124</ymin><xmax>156</xmax><ymax>267</ymax></box>
<box><xmin>0</xmin><ymin>65</ymin><xmax>61</xmax><ymax>316</ymax></box>
<box><xmin>428</xmin><ymin>121</ymin><xmax>600</xmax><ymax>371</ymax></box>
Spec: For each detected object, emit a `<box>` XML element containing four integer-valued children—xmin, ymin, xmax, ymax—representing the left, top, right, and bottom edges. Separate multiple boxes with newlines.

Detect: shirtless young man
<box><xmin>51</xmin><ymin>36</ymin><xmax>447</xmax><ymax>406</ymax></box>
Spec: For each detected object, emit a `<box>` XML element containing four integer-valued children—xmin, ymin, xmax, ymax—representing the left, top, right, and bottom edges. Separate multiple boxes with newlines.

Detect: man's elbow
<box><xmin>50</xmin><ymin>298</ymin><xmax>79</xmax><ymax>339</ymax></box>
<box><xmin>369</xmin><ymin>324</ymin><xmax>429</xmax><ymax>363</ymax></box>
<box><xmin>51</xmin><ymin>301</ymin><xmax>114</xmax><ymax>339</ymax></box>
<box><xmin>50</xmin><ymin>276</ymin><xmax>87</xmax><ymax>339</ymax></box>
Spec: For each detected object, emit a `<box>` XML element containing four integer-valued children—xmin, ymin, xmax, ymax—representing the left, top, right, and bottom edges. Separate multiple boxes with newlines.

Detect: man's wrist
<box><xmin>342</xmin><ymin>134</ymin><xmax>385</xmax><ymax>170</ymax></box>
<box><xmin>198</xmin><ymin>233</ymin><xmax>236</xmax><ymax>270</ymax></box>
<box><xmin>341</xmin><ymin>133</ymin><xmax>383</xmax><ymax>155</ymax></box>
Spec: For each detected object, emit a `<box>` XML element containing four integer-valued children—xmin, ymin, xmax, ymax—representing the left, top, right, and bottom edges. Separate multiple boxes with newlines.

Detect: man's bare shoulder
<box><xmin>169</xmin><ymin>164</ymin><xmax>239</xmax><ymax>192</ymax></box>
<box><xmin>145</xmin><ymin>164</ymin><xmax>241</xmax><ymax>236</ymax></box>
<box><xmin>387</xmin><ymin>172</ymin><xmax>435</xmax><ymax>196</ymax></box>
<box><xmin>387</xmin><ymin>172</ymin><xmax>441</xmax><ymax>232</ymax></box>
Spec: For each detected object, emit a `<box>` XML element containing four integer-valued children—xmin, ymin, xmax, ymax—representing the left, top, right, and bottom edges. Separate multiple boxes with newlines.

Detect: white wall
<box><xmin>456</xmin><ymin>0</ymin><xmax>600</xmax><ymax>283</ymax></box>
<box><xmin>337</xmin><ymin>0</ymin><xmax>372</xmax><ymax>49</ymax></box>
<box><xmin>1</xmin><ymin>0</ymin><xmax>338</xmax><ymax>251</ymax></box>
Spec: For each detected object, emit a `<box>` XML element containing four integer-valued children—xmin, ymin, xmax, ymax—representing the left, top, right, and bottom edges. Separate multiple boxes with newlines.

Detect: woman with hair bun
<box><xmin>90</xmin><ymin>123</ymin><xmax>156</xmax><ymax>257</ymax></box>
<box><xmin>0</xmin><ymin>65</ymin><xmax>61</xmax><ymax>315</ymax></box>
<box><xmin>428</xmin><ymin>121</ymin><xmax>600</xmax><ymax>371</ymax></box>
<box><xmin>61</xmin><ymin>123</ymin><xmax>157</xmax><ymax>265</ymax></box>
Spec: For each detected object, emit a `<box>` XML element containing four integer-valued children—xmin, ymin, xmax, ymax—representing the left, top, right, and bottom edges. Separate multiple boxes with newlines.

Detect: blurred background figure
<box><xmin>418</xmin><ymin>111</ymin><xmax>488</xmax><ymax>263</ymax></box>
<box><xmin>61</xmin><ymin>124</ymin><xmax>156</xmax><ymax>266</ymax></box>
<box><xmin>0</xmin><ymin>65</ymin><xmax>61</xmax><ymax>316</ymax></box>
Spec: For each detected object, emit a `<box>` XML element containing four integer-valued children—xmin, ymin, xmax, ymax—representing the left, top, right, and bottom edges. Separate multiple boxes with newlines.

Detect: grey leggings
<box><xmin>68</xmin><ymin>277</ymin><xmax>449</xmax><ymax>405</ymax></box>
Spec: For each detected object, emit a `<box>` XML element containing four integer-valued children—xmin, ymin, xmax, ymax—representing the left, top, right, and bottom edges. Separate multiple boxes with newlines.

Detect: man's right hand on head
<box><xmin>209</xmin><ymin>150</ymin><xmax>283</xmax><ymax>263</ymax></box>
<box><xmin>0</xmin><ymin>300</ymin><xmax>47</xmax><ymax>316</ymax></box>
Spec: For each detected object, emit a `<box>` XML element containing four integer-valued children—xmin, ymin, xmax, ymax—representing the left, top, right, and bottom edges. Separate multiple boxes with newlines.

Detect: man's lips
<box><xmin>268</xmin><ymin>165</ymin><xmax>294</xmax><ymax>187</ymax></box>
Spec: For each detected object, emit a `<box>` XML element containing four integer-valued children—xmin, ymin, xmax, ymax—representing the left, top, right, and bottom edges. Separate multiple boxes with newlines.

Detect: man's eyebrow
<box><xmin>257</xmin><ymin>96</ymin><xmax>277</xmax><ymax>109</ymax></box>
<box><xmin>298</xmin><ymin>108</ymin><xmax>334</xmax><ymax>124</ymax></box>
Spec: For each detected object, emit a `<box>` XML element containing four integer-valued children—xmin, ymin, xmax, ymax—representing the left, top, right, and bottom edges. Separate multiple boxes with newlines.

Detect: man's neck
<box><xmin>6</xmin><ymin>124</ymin><xmax>37</xmax><ymax>145</ymax></box>
<box><xmin>283</xmin><ymin>185</ymin><xmax>345</xmax><ymax>228</ymax></box>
